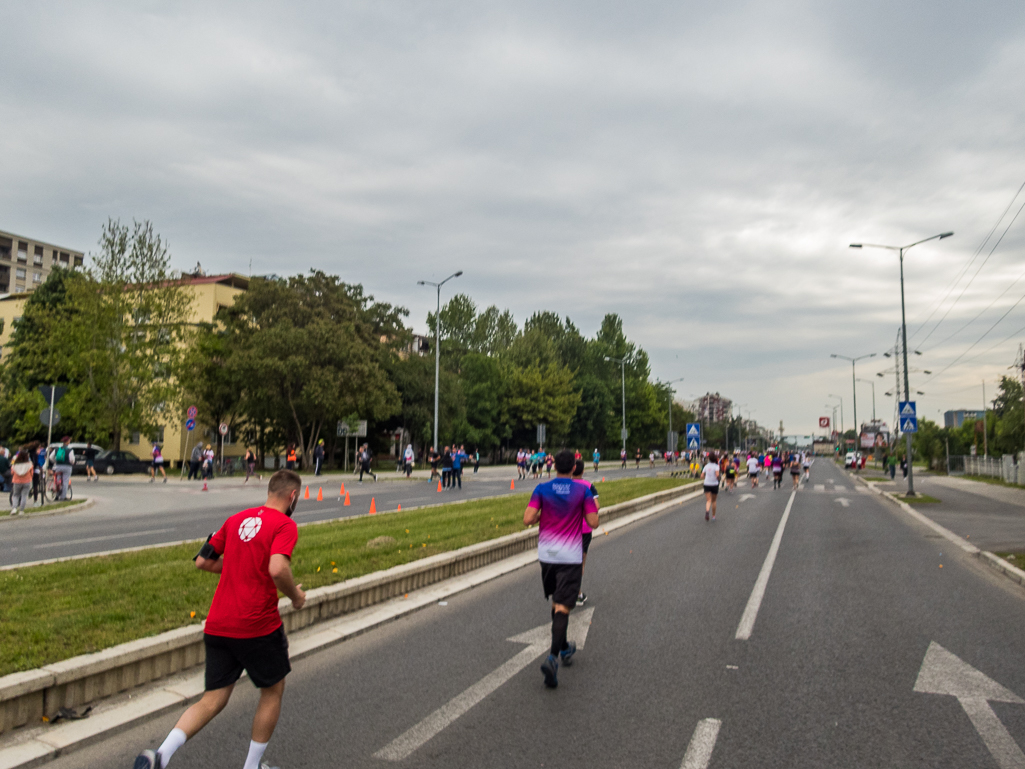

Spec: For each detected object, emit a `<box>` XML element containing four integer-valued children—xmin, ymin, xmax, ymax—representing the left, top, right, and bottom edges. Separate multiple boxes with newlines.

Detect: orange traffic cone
<box><xmin>340</xmin><ymin>482</ymin><xmax>346</xmax><ymax>495</ymax></box>
<box><xmin>316</xmin><ymin>487</ymin><xmax>323</xmax><ymax>501</ymax></box>
<box><xmin>437</xmin><ymin>480</ymin><xmax>443</xmax><ymax>492</ymax></box>
<box><xmin>369</xmin><ymin>497</ymin><xmax>377</xmax><ymax>515</ymax></box>
<box><xmin>304</xmin><ymin>486</ymin><xmax>310</xmax><ymax>499</ymax></box>
<box><xmin>602</xmin><ymin>476</ymin><xmax>605</xmax><ymax>482</ymax></box>
<box><xmin>343</xmin><ymin>491</ymin><xmax>351</xmax><ymax>506</ymax></box>
<box><xmin>397</xmin><ymin>504</ymin><xmax>402</xmax><ymax>511</ymax></box>
<box><xmin>202</xmin><ymin>481</ymin><xmax>208</xmax><ymax>491</ymax></box>
<box><xmin>510</xmin><ymin>479</ymin><xmax>515</xmax><ymax>490</ymax></box>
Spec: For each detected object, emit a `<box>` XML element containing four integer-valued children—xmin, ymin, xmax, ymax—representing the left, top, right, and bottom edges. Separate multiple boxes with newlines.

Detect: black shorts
<box><xmin>704</xmin><ymin>484</ymin><xmax>719</xmax><ymax>495</ymax></box>
<box><xmin>204</xmin><ymin>626</ymin><xmax>291</xmax><ymax>690</ymax></box>
<box><xmin>540</xmin><ymin>562</ymin><xmax>582</xmax><ymax>608</ymax></box>
<box><xmin>582</xmin><ymin>532</ymin><xmax>592</xmax><ymax>554</ymax></box>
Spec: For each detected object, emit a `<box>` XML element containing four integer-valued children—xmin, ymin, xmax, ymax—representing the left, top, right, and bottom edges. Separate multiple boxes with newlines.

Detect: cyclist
<box><xmin>48</xmin><ymin>437</ymin><xmax>75</xmax><ymax>500</ymax></box>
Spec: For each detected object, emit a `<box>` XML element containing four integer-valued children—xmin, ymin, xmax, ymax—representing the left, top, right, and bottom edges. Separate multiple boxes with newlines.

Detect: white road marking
<box><xmin>34</xmin><ymin>528</ymin><xmax>177</xmax><ymax>548</ymax></box>
<box><xmin>735</xmin><ymin>490</ymin><xmax>796</xmax><ymax>640</ymax></box>
<box><xmin>835</xmin><ymin>498</ymin><xmax>851</xmax><ymax>508</ymax></box>
<box><xmin>832</xmin><ymin>486</ymin><xmax>847</xmax><ymax>492</ymax></box>
<box><xmin>738</xmin><ymin>494</ymin><xmax>756</xmax><ymax>502</ymax></box>
<box><xmin>374</xmin><ymin>608</ymin><xmax>595</xmax><ymax>761</ymax></box>
<box><xmin>914</xmin><ymin>641</ymin><xmax>1025</xmax><ymax>769</ymax></box>
<box><xmin>680</xmin><ymin>718</ymin><xmax>722</xmax><ymax>769</ymax></box>
<box><xmin>814</xmin><ymin>484</ymin><xmax>825</xmax><ymax>492</ymax></box>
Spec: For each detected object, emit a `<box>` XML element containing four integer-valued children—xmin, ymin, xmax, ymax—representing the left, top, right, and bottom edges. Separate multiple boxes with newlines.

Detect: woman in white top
<box><xmin>702</xmin><ymin>452</ymin><xmax>721</xmax><ymax>521</ymax></box>
<box><xmin>403</xmin><ymin>443</ymin><xmax>415</xmax><ymax>478</ymax></box>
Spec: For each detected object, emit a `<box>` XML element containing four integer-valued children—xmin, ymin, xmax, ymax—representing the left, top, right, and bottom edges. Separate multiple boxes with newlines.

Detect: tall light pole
<box><xmin>856</xmin><ymin>378</ymin><xmax>876</xmax><ymax>421</ymax></box>
<box><xmin>661</xmin><ymin>377</ymin><xmax>685</xmax><ymax>454</ymax></box>
<box><xmin>851</xmin><ymin>232</ymin><xmax>953</xmax><ymax>496</ymax></box>
<box><xmin>735</xmin><ymin>403</ymin><xmax>748</xmax><ymax>452</ymax></box>
<box><xmin>828</xmin><ymin>394</ymin><xmax>844</xmax><ymax>437</ymax></box>
<box><xmin>606</xmin><ymin>356</ymin><xmax>627</xmax><ymax>453</ymax></box>
<box><xmin>830</xmin><ymin>352</ymin><xmax>876</xmax><ymax>446</ymax></box>
<box><xmin>417</xmin><ymin>271</ymin><xmax>463</xmax><ymax>451</ymax></box>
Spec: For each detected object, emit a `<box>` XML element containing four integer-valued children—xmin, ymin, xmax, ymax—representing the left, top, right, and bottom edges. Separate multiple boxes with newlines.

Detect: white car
<box><xmin>844</xmin><ymin>451</ymin><xmax>856</xmax><ymax>468</ymax></box>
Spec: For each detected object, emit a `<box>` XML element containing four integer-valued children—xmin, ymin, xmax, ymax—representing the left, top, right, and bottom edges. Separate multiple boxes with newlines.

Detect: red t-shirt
<box><xmin>205</xmin><ymin>506</ymin><xmax>299</xmax><ymax>639</ymax></box>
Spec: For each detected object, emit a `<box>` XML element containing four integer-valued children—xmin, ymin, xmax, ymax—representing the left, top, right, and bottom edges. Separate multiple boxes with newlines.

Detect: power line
<box><xmin>914</xmin><ymin>184</ymin><xmax>1025</xmax><ymax>347</ymax></box>
<box><xmin>923</xmin><ymin>291</ymin><xmax>1025</xmax><ymax>382</ymax></box>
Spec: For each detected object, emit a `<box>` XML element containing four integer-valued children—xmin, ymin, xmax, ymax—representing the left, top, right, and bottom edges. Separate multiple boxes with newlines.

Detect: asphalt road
<box><xmin>0</xmin><ymin>463</ymin><xmax>667</xmax><ymax>567</ymax></box>
<box><xmin>47</xmin><ymin>459</ymin><xmax>1025</xmax><ymax>768</ymax></box>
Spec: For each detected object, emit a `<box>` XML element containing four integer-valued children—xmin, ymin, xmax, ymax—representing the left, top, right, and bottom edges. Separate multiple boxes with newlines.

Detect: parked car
<box><xmin>94</xmin><ymin>450</ymin><xmax>151</xmax><ymax>475</ymax></box>
<box><xmin>44</xmin><ymin>442</ymin><xmax>107</xmax><ymax>475</ymax></box>
<box><xmin>844</xmin><ymin>451</ymin><xmax>856</xmax><ymax>468</ymax></box>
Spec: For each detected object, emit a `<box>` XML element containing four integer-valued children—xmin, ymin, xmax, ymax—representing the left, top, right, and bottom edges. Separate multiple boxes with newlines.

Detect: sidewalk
<box><xmin>859</xmin><ymin>471</ymin><xmax>1025</xmax><ymax>552</ymax></box>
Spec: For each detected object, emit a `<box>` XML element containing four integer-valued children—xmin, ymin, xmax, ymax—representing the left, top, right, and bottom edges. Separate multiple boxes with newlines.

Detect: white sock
<box><xmin>157</xmin><ymin>728</ymin><xmax>187</xmax><ymax>765</ymax></box>
<box><xmin>242</xmin><ymin>740</ymin><xmax>268</xmax><ymax>769</ymax></box>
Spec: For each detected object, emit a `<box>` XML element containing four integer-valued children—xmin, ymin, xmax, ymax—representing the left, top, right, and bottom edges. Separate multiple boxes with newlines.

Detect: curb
<box><xmin>0</xmin><ymin>499</ymin><xmax>94</xmax><ymax>525</ymax></box>
<box><xmin>851</xmin><ymin>474</ymin><xmax>1025</xmax><ymax>588</ymax></box>
<box><xmin>0</xmin><ymin>485</ymin><xmax>702</xmax><ymax>769</ymax></box>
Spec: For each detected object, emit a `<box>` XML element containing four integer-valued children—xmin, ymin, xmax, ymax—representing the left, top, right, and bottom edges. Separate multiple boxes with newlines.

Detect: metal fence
<box><xmin>947</xmin><ymin>454</ymin><xmax>1025</xmax><ymax>485</ymax></box>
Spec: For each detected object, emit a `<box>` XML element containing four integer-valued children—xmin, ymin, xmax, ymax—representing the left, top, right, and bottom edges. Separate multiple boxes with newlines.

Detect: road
<box><xmin>47</xmin><ymin>459</ymin><xmax>1025</xmax><ymax>768</ymax></box>
<box><xmin>0</xmin><ymin>463</ymin><xmax>667</xmax><ymax>567</ymax></box>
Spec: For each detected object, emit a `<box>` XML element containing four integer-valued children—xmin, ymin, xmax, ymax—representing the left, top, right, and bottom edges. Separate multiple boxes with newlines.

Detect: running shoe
<box><xmin>133</xmin><ymin>750</ymin><xmax>161</xmax><ymax>769</ymax></box>
<box><xmin>560</xmin><ymin>641</ymin><xmax>577</xmax><ymax>667</ymax></box>
<box><xmin>540</xmin><ymin>654</ymin><xmax>559</xmax><ymax>688</ymax></box>
<box><xmin>577</xmin><ymin>592</ymin><xmax>588</xmax><ymax>605</ymax></box>
<box><xmin>705</xmin><ymin>511</ymin><xmax>709</xmax><ymax>521</ymax></box>
<box><xmin>259</xmin><ymin>763</ymin><xmax>281</xmax><ymax>769</ymax></box>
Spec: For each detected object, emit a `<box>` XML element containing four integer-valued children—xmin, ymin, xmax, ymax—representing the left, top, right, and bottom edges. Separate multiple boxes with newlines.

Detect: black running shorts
<box><xmin>704</xmin><ymin>484</ymin><xmax>719</xmax><ymax>496</ymax></box>
<box><xmin>204</xmin><ymin>625</ymin><xmax>291</xmax><ymax>690</ymax></box>
<box><xmin>540</xmin><ymin>562</ymin><xmax>582</xmax><ymax>608</ymax></box>
<box><xmin>582</xmin><ymin>532</ymin><xmax>592</xmax><ymax>554</ymax></box>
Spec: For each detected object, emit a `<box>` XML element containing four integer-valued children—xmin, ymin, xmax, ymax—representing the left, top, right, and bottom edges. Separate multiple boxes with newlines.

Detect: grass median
<box><xmin>0</xmin><ymin>476</ymin><xmax>694</xmax><ymax>677</ymax></box>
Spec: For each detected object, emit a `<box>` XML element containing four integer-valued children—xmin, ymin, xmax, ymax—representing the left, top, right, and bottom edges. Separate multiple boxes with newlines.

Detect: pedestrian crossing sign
<box><xmin>898</xmin><ymin>400</ymin><xmax>916</xmax><ymax>418</ymax></box>
<box><xmin>685</xmin><ymin>422</ymin><xmax>701</xmax><ymax>449</ymax></box>
<box><xmin>901</xmin><ymin>417</ymin><xmax>918</xmax><ymax>433</ymax></box>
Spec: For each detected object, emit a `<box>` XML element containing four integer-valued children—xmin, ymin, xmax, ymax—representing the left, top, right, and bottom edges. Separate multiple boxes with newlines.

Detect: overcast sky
<box><xmin>3</xmin><ymin>0</ymin><xmax>1025</xmax><ymax>439</ymax></box>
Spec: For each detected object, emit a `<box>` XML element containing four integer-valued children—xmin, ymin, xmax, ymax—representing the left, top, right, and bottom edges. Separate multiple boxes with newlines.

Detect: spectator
<box><xmin>244</xmin><ymin>447</ymin><xmax>259</xmax><ymax>483</ymax></box>
<box><xmin>189</xmin><ymin>442</ymin><xmax>203</xmax><ymax>480</ymax></box>
<box><xmin>285</xmin><ymin>444</ymin><xmax>298</xmax><ymax>471</ymax></box>
<box><xmin>10</xmin><ymin>449</ymin><xmax>33</xmax><ymax>515</ymax></box>
<box><xmin>313</xmin><ymin>440</ymin><xmax>325</xmax><ymax>476</ymax></box>
<box><xmin>0</xmin><ymin>447</ymin><xmax>10</xmax><ymax>494</ymax></box>
<box><xmin>48</xmin><ymin>436</ymin><xmax>74</xmax><ymax>500</ymax></box>
<box><xmin>203</xmin><ymin>444</ymin><xmax>215</xmax><ymax>479</ymax></box>
<box><xmin>83</xmin><ymin>442</ymin><xmax>100</xmax><ymax>482</ymax></box>
<box><xmin>150</xmin><ymin>443</ymin><xmax>167</xmax><ymax>483</ymax></box>
<box><xmin>32</xmin><ymin>444</ymin><xmax>45</xmax><ymax>502</ymax></box>
<box><xmin>403</xmin><ymin>443</ymin><xmax>414</xmax><ymax>478</ymax></box>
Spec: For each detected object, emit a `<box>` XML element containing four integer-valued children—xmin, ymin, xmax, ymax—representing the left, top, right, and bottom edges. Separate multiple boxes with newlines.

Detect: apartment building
<box><xmin>0</xmin><ymin>229</ymin><xmax>84</xmax><ymax>294</ymax></box>
<box><xmin>696</xmin><ymin>392</ymin><xmax>733</xmax><ymax>423</ymax></box>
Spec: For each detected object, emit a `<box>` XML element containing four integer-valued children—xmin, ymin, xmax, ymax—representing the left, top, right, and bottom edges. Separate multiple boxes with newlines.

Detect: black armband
<box><xmin>194</xmin><ymin>534</ymin><xmax>220</xmax><ymax>562</ymax></box>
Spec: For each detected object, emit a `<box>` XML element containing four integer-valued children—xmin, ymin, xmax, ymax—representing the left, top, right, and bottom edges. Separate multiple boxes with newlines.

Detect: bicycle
<box><xmin>46</xmin><ymin>469</ymin><xmax>73</xmax><ymax>502</ymax></box>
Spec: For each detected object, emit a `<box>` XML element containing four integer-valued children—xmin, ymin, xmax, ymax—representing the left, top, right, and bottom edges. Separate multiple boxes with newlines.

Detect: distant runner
<box><xmin>592</xmin><ymin>448</ymin><xmax>601</xmax><ymax>473</ymax></box>
<box><xmin>703</xmin><ymin>451</ymin><xmax>720</xmax><ymax>521</ymax></box>
<box><xmin>746</xmin><ymin>453</ymin><xmax>760</xmax><ymax>488</ymax></box>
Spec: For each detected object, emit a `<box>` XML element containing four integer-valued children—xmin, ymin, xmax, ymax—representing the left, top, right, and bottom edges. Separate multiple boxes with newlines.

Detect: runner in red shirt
<box><xmin>134</xmin><ymin>470</ymin><xmax>306</xmax><ymax>769</ymax></box>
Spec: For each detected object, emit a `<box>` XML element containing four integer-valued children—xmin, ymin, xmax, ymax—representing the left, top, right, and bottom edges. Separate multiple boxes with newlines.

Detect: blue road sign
<box><xmin>898</xmin><ymin>401</ymin><xmax>917</xmax><ymax>418</ymax></box>
<box><xmin>685</xmin><ymin>422</ymin><xmax>701</xmax><ymax>450</ymax></box>
<box><xmin>900</xmin><ymin>417</ymin><xmax>918</xmax><ymax>434</ymax></box>
<box><xmin>185</xmin><ymin>418</ymin><xmax>196</xmax><ymax>432</ymax></box>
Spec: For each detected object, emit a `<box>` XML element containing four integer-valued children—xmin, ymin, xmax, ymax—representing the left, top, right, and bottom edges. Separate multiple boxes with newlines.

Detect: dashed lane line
<box><xmin>735</xmin><ymin>490</ymin><xmax>796</xmax><ymax>641</ymax></box>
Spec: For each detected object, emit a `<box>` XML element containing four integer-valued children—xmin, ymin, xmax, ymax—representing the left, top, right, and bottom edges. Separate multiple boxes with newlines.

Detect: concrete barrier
<box><xmin>0</xmin><ymin>483</ymin><xmax>695</xmax><ymax>734</ymax></box>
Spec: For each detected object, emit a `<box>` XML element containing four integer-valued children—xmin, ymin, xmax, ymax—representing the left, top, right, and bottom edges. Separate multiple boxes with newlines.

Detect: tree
<box><xmin>0</xmin><ymin>220</ymin><xmax>192</xmax><ymax>449</ymax></box>
<box><xmin>218</xmin><ymin>272</ymin><xmax>403</xmax><ymax>465</ymax></box>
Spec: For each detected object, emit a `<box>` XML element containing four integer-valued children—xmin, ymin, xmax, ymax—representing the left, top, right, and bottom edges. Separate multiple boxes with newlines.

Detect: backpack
<box><xmin>55</xmin><ymin>446</ymin><xmax>68</xmax><ymax>464</ymax></box>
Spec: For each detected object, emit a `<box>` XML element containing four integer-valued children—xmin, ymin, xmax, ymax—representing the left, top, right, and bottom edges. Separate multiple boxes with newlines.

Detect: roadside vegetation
<box><xmin>0</xmin><ymin>477</ymin><xmax>692</xmax><ymax>676</ymax></box>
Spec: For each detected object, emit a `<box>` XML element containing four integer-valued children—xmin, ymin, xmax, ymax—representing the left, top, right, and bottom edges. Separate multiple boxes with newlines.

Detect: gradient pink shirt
<box><xmin>528</xmin><ymin>478</ymin><xmax>597</xmax><ymax>564</ymax></box>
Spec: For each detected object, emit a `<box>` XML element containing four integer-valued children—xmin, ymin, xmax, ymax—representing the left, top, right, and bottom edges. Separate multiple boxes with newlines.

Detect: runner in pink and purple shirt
<box><xmin>523</xmin><ymin>449</ymin><xmax>599</xmax><ymax>689</ymax></box>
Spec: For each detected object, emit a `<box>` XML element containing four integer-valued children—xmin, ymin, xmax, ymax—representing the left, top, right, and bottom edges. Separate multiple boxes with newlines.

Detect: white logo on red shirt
<box><xmin>238</xmin><ymin>516</ymin><xmax>262</xmax><ymax>542</ymax></box>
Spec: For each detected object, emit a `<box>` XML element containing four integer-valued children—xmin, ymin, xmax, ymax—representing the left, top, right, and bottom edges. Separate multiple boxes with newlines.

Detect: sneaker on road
<box><xmin>133</xmin><ymin>750</ymin><xmax>161</xmax><ymax>769</ymax></box>
<box><xmin>540</xmin><ymin>654</ymin><xmax>559</xmax><ymax>688</ymax></box>
<box><xmin>259</xmin><ymin>762</ymin><xmax>281</xmax><ymax>769</ymax></box>
<box><xmin>577</xmin><ymin>592</ymin><xmax>587</xmax><ymax>605</ymax></box>
<box><xmin>560</xmin><ymin>641</ymin><xmax>577</xmax><ymax>667</ymax></box>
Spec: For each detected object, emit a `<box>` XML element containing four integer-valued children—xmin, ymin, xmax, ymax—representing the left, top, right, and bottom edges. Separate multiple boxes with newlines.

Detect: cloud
<box><xmin>2</xmin><ymin>0</ymin><xmax>1025</xmax><ymax>434</ymax></box>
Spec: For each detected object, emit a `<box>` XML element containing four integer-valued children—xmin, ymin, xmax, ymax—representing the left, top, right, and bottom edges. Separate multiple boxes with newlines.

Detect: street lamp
<box><xmin>661</xmin><ymin>377</ymin><xmax>685</xmax><ymax>454</ymax></box>
<box><xmin>856</xmin><ymin>378</ymin><xmax>876</xmax><ymax>421</ymax></box>
<box><xmin>417</xmin><ymin>271</ymin><xmax>463</xmax><ymax>451</ymax></box>
<box><xmin>828</xmin><ymin>394</ymin><xmax>844</xmax><ymax>436</ymax></box>
<box><xmin>851</xmin><ymin>231</ymin><xmax>953</xmax><ymax>496</ymax></box>
<box><xmin>606</xmin><ymin>356</ymin><xmax>628</xmax><ymax>453</ymax></box>
<box><xmin>831</xmin><ymin>352</ymin><xmax>876</xmax><ymax>443</ymax></box>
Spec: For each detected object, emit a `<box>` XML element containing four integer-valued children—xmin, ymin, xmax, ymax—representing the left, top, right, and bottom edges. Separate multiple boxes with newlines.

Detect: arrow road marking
<box><xmin>680</xmin><ymin>718</ymin><xmax>721</xmax><ymax>769</ymax></box>
<box><xmin>814</xmin><ymin>484</ymin><xmax>825</xmax><ymax>491</ymax></box>
<box><xmin>914</xmin><ymin>641</ymin><xmax>1025</xmax><ymax>769</ymax></box>
<box><xmin>374</xmin><ymin>607</ymin><xmax>595</xmax><ymax>761</ymax></box>
<box><xmin>834</xmin><ymin>498</ymin><xmax>851</xmax><ymax>508</ymax></box>
<box><xmin>739</xmin><ymin>494</ymin><xmax>756</xmax><ymax>502</ymax></box>
<box><xmin>735</xmin><ymin>490</ymin><xmax>796</xmax><ymax>640</ymax></box>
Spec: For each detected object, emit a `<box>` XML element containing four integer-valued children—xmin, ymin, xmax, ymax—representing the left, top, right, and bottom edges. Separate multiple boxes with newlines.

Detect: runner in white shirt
<box><xmin>746</xmin><ymin>454</ymin><xmax>760</xmax><ymax>488</ymax></box>
<box><xmin>802</xmin><ymin>452</ymin><xmax>811</xmax><ymax>482</ymax></box>
<box><xmin>702</xmin><ymin>452</ymin><xmax>721</xmax><ymax>521</ymax></box>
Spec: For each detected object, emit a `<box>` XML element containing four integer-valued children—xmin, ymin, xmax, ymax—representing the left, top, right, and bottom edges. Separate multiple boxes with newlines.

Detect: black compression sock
<box><xmin>551</xmin><ymin>612</ymin><xmax>569</xmax><ymax>657</ymax></box>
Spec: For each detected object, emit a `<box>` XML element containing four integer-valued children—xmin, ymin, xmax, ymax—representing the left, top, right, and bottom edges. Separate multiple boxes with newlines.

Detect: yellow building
<box><xmin>0</xmin><ymin>273</ymin><xmax>250</xmax><ymax>466</ymax></box>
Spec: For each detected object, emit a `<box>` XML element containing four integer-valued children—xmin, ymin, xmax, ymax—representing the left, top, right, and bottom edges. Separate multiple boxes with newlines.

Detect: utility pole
<box><xmin>417</xmin><ymin>272</ymin><xmax>463</xmax><ymax>451</ymax></box>
<box><xmin>982</xmin><ymin>379</ymin><xmax>989</xmax><ymax>459</ymax></box>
